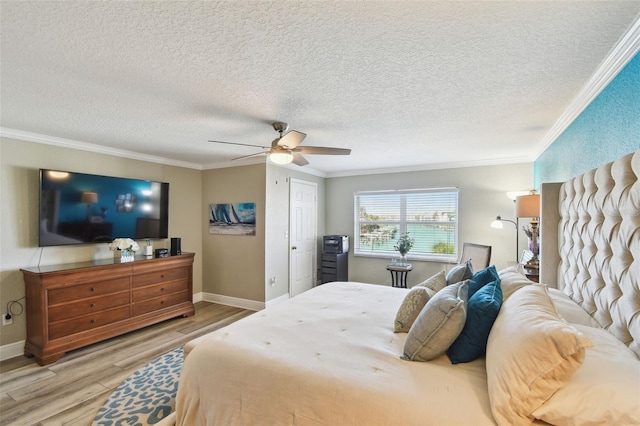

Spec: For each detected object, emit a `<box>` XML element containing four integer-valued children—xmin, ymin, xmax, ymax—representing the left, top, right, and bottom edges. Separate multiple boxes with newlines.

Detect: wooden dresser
<box><xmin>21</xmin><ymin>253</ymin><xmax>195</xmax><ymax>365</ymax></box>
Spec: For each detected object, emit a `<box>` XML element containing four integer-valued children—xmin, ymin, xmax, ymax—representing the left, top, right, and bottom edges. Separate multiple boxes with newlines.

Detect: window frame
<box><xmin>353</xmin><ymin>187</ymin><xmax>459</xmax><ymax>262</ymax></box>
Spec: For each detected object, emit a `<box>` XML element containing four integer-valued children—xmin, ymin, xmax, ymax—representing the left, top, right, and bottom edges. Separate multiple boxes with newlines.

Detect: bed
<box><xmin>175</xmin><ymin>149</ymin><xmax>639</xmax><ymax>425</ymax></box>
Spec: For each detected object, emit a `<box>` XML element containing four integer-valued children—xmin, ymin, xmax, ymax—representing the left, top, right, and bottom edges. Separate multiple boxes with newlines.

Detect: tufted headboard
<box><xmin>550</xmin><ymin>149</ymin><xmax>640</xmax><ymax>357</ymax></box>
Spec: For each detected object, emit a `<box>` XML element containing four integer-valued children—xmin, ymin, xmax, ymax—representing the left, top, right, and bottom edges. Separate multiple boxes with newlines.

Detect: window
<box><xmin>354</xmin><ymin>188</ymin><xmax>458</xmax><ymax>261</ymax></box>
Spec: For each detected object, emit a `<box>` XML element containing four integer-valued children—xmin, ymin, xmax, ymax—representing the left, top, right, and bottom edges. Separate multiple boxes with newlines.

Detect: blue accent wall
<box><xmin>534</xmin><ymin>52</ymin><xmax>640</xmax><ymax>187</ymax></box>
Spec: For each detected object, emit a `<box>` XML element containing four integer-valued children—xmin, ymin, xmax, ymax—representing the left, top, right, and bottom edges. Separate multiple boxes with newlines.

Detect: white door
<box><xmin>289</xmin><ymin>179</ymin><xmax>317</xmax><ymax>297</ymax></box>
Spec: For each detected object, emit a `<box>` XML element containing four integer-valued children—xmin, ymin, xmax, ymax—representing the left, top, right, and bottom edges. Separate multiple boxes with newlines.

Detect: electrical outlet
<box><xmin>2</xmin><ymin>314</ymin><xmax>12</xmax><ymax>326</ymax></box>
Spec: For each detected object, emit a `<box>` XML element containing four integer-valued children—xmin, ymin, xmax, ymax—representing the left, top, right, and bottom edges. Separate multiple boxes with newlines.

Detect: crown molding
<box><xmin>202</xmin><ymin>156</ymin><xmax>266</xmax><ymax>170</ymax></box>
<box><xmin>325</xmin><ymin>155</ymin><xmax>532</xmax><ymax>178</ymax></box>
<box><xmin>0</xmin><ymin>128</ymin><xmax>204</xmax><ymax>170</ymax></box>
<box><xmin>203</xmin><ymin>156</ymin><xmax>327</xmax><ymax>178</ymax></box>
<box><xmin>535</xmin><ymin>15</ymin><xmax>640</xmax><ymax>159</ymax></box>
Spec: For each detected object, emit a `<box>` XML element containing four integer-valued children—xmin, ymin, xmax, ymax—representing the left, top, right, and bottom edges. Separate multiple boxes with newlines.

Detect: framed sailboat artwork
<box><xmin>208</xmin><ymin>202</ymin><xmax>256</xmax><ymax>236</ymax></box>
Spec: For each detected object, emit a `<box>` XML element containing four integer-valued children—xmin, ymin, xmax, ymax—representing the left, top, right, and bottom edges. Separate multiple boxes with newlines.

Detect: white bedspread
<box><xmin>176</xmin><ymin>282</ymin><xmax>496</xmax><ymax>425</ymax></box>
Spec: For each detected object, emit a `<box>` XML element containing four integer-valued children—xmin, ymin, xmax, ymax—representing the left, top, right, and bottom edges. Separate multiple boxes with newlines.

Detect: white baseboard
<box><xmin>193</xmin><ymin>292</ymin><xmax>203</xmax><ymax>303</ymax></box>
<box><xmin>0</xmin><ymin>340</ymin><xmax>25</xmax><ymax>361</ymax></box>
<box><xmin>201</xmin><ymin>292</ymin><xmax>265</xmax><ymax>311</ymax></box>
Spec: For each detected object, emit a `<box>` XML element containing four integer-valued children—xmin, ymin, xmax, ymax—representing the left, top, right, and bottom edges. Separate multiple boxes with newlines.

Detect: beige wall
<box><xmin>201</xmin><ymin>164</ymin><xmax>267</xmax><ymax>302</ymax></box>
<box><xmin>325</xmin><ymin>163</ymin><xmax>534</xmax><ymax>287</ymax></box>
<box><xmin>0</xmin><ymin>137</ymin><xmax>202</xmax><ymax>347</ymax></box>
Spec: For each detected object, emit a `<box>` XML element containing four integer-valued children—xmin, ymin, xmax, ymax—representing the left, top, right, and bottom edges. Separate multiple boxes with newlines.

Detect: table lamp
<box><xmin>515</xmin><ymin>191</ymin><xmax>540</xmax><ymax>269</ymax></box>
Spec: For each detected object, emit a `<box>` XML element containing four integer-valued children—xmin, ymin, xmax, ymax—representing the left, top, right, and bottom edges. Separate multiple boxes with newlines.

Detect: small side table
<box><xmin>386</xmin><ymin>263</ymin><xmax>412</xmax><ymax>288</ymax></box>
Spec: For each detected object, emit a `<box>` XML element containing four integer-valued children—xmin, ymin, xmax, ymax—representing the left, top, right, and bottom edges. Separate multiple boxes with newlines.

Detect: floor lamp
<box><xmin>490</xmin><ymin>216</ymin><xmax>518</xmax><ymax>263</ymax></box>
<box><xmin>516</xmin><ymin>191</ymin><xmax>540</xmax><ymax>269</ymax></box>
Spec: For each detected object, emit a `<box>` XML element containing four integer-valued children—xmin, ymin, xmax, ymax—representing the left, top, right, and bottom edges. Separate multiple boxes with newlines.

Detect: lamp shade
<box><xmin>515</xmin><ymin>193</ymin><xmax>540</xmax><ymax>218</ymax></box>
<box><xmin>80</xmin><ymin>192</ymin><xmax>98</xmax><ymax>204</ymax></box>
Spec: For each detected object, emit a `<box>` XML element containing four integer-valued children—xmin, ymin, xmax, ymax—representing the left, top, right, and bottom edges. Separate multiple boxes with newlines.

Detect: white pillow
<box><xmin>486</xmin><ymin>284</ymin><xmax>592</xmax><ymax>426</ymax></box>
<box><xmin>547</xmin><ymin>287</ymin><xmax>601</xmax><ymax>328</ymax></box>
<box><xmin>533</xmin><ymin>324</ymin><xmax>640</xmax><ymax>425</ymax></box>
<box><xmin>497</xmin><ymin>266</ymin><xmax>533</xmax><ymax>300</ymax></box>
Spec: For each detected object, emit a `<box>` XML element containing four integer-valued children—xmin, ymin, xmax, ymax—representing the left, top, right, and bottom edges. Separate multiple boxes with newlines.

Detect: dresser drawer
<box><xmin>132</xmin><ymin>279</ymin><xmax>188</xmax><ymax>302</ymax></box>
<box><xmin>48</xmin><ymin>291</ymin><xmax>130</xmax><ymax>322</ymax></box>
<box><xmin>132</xmin><ymin>291</ymin><xmax>190</xmax><ymax>316</ymax></box>
<box><xmin>48</xmin><ymin>278</ymin><xmax>130</xmax><ymax>305</ymax></box>
<box><xmin>49</xmin><ymin>306</ymin><xmax>130</xmax><ymax>340</ymax></box>
<box><xmin>132</xmin><ymin>267</ymin><xmax>189</xmax><ymax>288</ymax></box>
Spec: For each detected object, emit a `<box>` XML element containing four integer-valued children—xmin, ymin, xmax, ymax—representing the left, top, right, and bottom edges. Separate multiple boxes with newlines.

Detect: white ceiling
<box><xmin>1</xmin><ymin>1</ymin><xmax>639</xmax><ymax>176</ymax></box>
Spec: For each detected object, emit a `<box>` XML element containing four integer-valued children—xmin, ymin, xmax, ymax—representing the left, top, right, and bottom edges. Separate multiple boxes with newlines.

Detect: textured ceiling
<box><xmin>1</xmin><ymin>1</ymin><xmax>639</xmax><ymax>176</ymax></box>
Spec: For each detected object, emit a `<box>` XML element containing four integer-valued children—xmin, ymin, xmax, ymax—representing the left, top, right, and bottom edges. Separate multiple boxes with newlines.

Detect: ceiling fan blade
<box><xmin>292</xmin><ymin>153</ymin><xmax>309</xmax><ymax>166</ymax></box>
<box><xmin>277</xmin><ymin>130</ymin><xmax>306</xmax><ymax>149</ymax></box>
<box><xmin>232</xmin><ymin>151</ymin><xmax>268</xmax><ymax>161</ymax></box>
<box><xmin>293</xmin><ymin>146</ymin><xmax>351</xmax><ymax>155</ymax></box>
<box><xmin>209</xmin><ymin>140</ymin><xmax>271</xmax><ymax>149</ymax></box>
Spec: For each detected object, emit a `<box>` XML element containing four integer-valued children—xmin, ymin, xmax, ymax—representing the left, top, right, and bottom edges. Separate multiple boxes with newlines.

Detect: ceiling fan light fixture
<box><xmin>269</xmin><ymin>150</ymin><xmax>293</xmax><ymax>165</ymax></box>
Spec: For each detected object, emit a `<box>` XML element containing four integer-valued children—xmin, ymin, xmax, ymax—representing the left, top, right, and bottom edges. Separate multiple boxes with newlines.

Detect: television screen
<box><xmin>39</xmin><ymin>169</ymin><xmax>169</xmax><ymax>247</ymax></box>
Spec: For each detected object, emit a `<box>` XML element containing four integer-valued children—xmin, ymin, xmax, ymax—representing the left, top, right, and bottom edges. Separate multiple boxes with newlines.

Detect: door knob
<box><xmin>291</xmin><ymin>246</ymin><xmax>297</xmax><ymax>250</ymax></box>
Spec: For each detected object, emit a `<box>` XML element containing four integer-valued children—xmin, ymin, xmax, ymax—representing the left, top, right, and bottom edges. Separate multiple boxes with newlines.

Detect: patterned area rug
<box><xmin>93</xmin><ymin>347</ymin><xmax>183</xmax><ymax>426</ymax></box>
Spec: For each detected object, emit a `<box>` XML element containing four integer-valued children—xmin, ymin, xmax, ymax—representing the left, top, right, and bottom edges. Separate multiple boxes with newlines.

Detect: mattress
<box><xmin>176</xmin><ymin>281</ymin><xmax>496</xmax><ymax>425</ymax></box>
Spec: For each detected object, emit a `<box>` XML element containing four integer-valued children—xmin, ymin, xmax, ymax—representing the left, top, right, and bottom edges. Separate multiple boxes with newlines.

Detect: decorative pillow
<box><xmin>497</xmin><ymin>266</ymin><xmax>533</xmax><ymax>300</ymax></box>
<box><xmin>401</xmin><ymin>280</ymin><xmax>469</xmax><ymax>362</ymax></box>
<box><xmin>447</xmin><ymin>277</ymin><xmax>502</xmax><ymax>363</ymax></box>
<box><xmin>445</xmin><ymin>260</ymin><xmax>473</xmax><ymax>286</ymax></box>
<box><xmin>468</xmin><ymin>265</ymin><xmax>500</xmax><ymax>298</ymax></box>
<box><xmin>547</xmin><ymin>287</ymin><xmax>601</xmax><ymax>328</ymax></box>
<box><xmin>416</xmin><ymin>270</ymin><xmax>447</xmax><ymax>292</ymax></box>
<box><xmin>486</xmin><ymin>284</ymin><xmax>592</xmax><ymax>426</ymax></box>
<box><xmin>394</xmin><ymin>286</ymin><xmax>435</xmax><ymax>333</ymax></box>
<box><xmin>532</xmin><ymin>324</ymin><xmax>640</xmax><ymax>425</ymax></box>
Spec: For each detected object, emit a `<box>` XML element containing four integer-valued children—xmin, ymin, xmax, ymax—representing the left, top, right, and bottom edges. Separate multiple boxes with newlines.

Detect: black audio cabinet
<box><xmin>321</xmin><ymin>235</ymin><xmax>349</xmax><ymax>284</ymax></box>
<box><xmin>321</xmin><ymin>253</ymin><xmax>348</xmax><ymax>283</ymax></box>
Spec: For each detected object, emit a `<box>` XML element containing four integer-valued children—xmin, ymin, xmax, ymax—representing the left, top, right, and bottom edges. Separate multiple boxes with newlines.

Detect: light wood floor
<box><xmin>0</xmin><ymin>302</ymin><xmax>253</xmax><ymax>426</ymax></box>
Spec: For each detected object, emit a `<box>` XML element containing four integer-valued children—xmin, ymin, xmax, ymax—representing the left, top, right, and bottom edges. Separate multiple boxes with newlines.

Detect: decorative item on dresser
<box><xmin>21</xmin><ymin>253</ymin><xmax>195</xmax><ymax>365</ymax></box>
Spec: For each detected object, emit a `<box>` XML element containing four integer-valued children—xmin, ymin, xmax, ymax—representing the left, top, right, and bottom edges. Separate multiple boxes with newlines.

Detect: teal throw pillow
<box><xmin>447</xmin><ymin>278</ymin><xmax>503</xmax><ymax>364</ymax></box>
<box><xmin>468</xmin><ymin>265</ymin><xmax>500</xmax><ymax>298</ymax></box>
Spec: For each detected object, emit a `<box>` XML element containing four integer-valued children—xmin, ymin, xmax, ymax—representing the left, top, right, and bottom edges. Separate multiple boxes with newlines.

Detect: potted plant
<box><xmin>394</xmin><ymin>232</ymin><xmax>414</xmax><ymax>264</ymax></box>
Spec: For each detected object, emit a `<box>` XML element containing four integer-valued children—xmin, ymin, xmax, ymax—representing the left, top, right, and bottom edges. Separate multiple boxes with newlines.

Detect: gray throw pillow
<box><xmin>401</xmin><ymin>280</ymin><xmax>469</xmax><ymax>361</ymax></box>
<box><xmin>446</xmin><ymin>260</ymin><xmax>474</xmax><ymax>285</ymax></box>
<box><xmin>394</xmin><ymin>286</ymin><xmax>436</xmax><ymax>333</ymax></box>
<box><xmin>416</xmin><ymin>270</ymin><xmax>447</xmax><ymax>292</ymax></box>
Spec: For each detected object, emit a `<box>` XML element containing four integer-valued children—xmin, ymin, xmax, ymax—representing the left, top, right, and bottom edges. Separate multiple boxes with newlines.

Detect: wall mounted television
<box><xmin>39</xmin><ymin>169</ymin><xmax>169</xmax><ymax>247</ymax></box>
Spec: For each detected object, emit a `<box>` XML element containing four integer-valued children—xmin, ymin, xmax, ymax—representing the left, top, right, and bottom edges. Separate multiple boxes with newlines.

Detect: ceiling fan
<box><xmin>208</xmin><ymin>122</ymin><xmax>351</xmax><ymax>166</ymax></box>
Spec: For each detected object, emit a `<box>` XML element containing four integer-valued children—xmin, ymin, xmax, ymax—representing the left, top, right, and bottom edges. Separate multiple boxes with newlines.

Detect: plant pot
<box><xmin>115</xmin><ymin>250</ymin><xmax>135</xmax><ymax>263</ymax></box>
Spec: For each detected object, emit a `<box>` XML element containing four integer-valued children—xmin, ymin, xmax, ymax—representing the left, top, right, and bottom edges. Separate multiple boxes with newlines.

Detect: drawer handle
<box><xmin>161</xmin><ymin>287</ymin><xmax>165</xmax><ymax>292</ymax></box>
<box><xmin>90</xmin><ymin>319</ymin><xmax>96</xmax><ymax>324</ymax></box>
<box><xmin>90</xmin><ymin>287</ymin><xmax>96</xmax><ymax>292</ymax></box>
<box><xmin>160</xmin><ymin>274</ymin><xmax>164</xmax><ymax>278</ymax></box>
<box><xmin>160</xmin><ymin>301</ymin><xmax>165</xmax><ymax>305</ymax></box>
<box><xmin>90</xmin><ymin>303</ymin><xmax>96</xmax><ymax>308</ymax></box>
